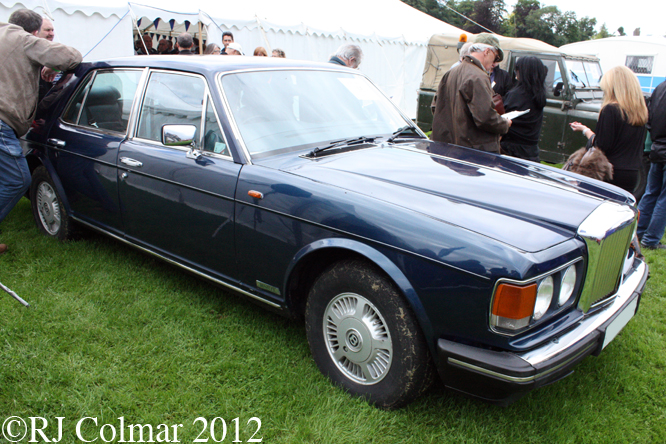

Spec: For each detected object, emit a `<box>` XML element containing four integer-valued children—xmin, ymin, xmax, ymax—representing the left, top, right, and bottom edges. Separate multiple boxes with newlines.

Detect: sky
<box><xmin>504</xmin><ymin>0</ymin><xmax>664</xmax><ymax>37</ymax></box>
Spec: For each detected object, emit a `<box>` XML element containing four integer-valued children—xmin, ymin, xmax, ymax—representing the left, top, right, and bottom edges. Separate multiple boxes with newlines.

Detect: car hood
<box><xmin>273</xmin><ymin>141</ymin><xmax>628</xmax><ymax>253</ymax></box>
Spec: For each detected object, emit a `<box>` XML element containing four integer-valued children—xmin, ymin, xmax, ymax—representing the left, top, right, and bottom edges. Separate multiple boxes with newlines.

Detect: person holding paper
<box><xmin>500</xmin><ymin>57</ymin><xmax>548</xmax><ymax>162</ymax></box>
<box><xmin>431</xmin><ymin>42</ymin><xmax>510</xmax><ymax>153</ymax></box>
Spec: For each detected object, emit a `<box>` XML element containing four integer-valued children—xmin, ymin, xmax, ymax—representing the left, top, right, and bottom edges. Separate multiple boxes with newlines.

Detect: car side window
<box><xmin>542</xmin><ymin>59</ymin><xmax>564</xmax><ymax>98</ymax></box>
<box><xmin>202</xmin><ymin>96</ymin><xmax>229</xmax><ymax>156</ymax></box>
<box><xmin>62</xmin><ymin>73</ymin><xmax>92</xmax><ymax>124</ymax></box>
<box><xmin>62</xmin><ymin>70</ymin><xmax>141</xmax><ymax>133</ymax></box>
<box><xmin>136</xmin><ymin>72</ymin><xmax>206</xmax><ymax>144</ymax></box>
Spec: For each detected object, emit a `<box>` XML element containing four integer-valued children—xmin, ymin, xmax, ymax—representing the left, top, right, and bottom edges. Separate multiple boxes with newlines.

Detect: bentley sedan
<box><xmin>23</xmin><ymin>56</ymin><xmax>648</xmax><ymax>409</ymax></box>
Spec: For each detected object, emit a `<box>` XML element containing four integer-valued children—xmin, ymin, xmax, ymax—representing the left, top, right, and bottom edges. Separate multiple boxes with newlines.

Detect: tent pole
<box><xmin>198</xmin><ymin>22</ymin><xmax>203</xmax><ymax>54</ymax></box>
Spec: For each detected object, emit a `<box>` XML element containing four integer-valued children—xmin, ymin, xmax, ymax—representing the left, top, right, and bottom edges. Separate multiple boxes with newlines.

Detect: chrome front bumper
<box><xmin>436</xmin><ymin>258</ymin><xmax>648</xmax><ymax>405</ymax></box>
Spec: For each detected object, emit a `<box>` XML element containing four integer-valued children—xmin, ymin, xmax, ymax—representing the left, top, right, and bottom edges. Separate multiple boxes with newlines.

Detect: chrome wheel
<box><xmin>35</xmin><ymin>181</ymin><xmax>62</xmax><ymax>235</ymax></box>
<box><xmin>323</xmin><ymin>292</ymin><xmax>392</xmax><ymax>385</ymax></box>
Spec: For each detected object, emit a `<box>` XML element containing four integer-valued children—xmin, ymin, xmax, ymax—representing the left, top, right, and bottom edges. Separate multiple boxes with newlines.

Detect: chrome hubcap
<box><xmin>36</xmin><ymin>182</ymin><xmax>61</xmax><ymax>235</ymax></box>
<box><xmin>323</xmin><ymin>293</ymin><xmax>392</xmax><ymax>385</ymax></box>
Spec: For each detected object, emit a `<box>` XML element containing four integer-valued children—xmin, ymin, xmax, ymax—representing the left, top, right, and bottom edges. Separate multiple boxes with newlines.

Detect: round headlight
<box><xmin>559</xmin><ymin>265</ymin><xmax>577</xmax><ymax>306</ymax></box>
<box><xmin>533</xmin><ymin>276</ymin><xmax>554</xmax><ymax>321</ymax></box>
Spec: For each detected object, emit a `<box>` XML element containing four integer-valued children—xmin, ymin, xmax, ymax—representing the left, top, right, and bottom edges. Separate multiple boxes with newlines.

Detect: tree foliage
<box><xmin>594</xmin><ymin>23</ymin><xmax>611</xmax><ymax>39</ymax></box>
<box><xmin>401</xmin><ymin>0</ymin><xmax>602</xmax><ymax>45</ymax></box>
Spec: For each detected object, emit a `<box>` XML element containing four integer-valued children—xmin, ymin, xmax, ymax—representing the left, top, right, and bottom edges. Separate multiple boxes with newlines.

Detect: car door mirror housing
<box><xmin>162</xmin><ymin>124</ymin><xmax>198</xmax><ymax>148</ymax></box>
<box><xmin>553</xmin><ymin>82</ymin><xmax>565</xmax><ymax>97</ymax></box>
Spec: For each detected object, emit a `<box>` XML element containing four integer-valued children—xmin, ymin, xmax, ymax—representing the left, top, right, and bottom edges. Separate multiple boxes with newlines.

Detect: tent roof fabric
<box><xmin>0</xmin><ymin>0</ymin><xmax>467</xmax><ymax>118</ymax></box>
<box><xmin>4</xmin><ymin>0</ymin><xmax>464</xmax><ymax>44</ymax></box>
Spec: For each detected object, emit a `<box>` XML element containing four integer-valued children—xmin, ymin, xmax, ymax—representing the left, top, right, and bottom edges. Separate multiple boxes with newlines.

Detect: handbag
<box><xmin>562</xmin><ymin>135</ymin><xmax>614</xmax><ymax>182</ymax></box>
<box><xmin>492</xmin><ymin>93</ymin><xmax>505</xmax><ymax>115</ymax></box>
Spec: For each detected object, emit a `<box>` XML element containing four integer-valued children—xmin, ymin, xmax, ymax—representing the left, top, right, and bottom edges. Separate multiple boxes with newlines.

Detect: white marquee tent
<box><xmin>0</xmin><ymin>0</ymin><xmax>465</xmax><ymax>117</ymax></box>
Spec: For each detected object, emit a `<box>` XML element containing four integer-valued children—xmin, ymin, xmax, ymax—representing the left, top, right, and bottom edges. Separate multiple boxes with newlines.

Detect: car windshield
<box><xmin>220</xmin><ymin>70</ymin><xmax>408</xmax><ymax>157</ymax></box>
<box><xmin>565</xmin><ymin>60</ymin><xmax>603</xmax><ymax>89</ymax></box>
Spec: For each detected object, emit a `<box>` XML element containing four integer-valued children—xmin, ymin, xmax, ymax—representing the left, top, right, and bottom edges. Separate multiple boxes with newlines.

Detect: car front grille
<box><xmin>576</xmin><ymin>202</ymin><xmax>637</xmax><ymax>312</ymax></box>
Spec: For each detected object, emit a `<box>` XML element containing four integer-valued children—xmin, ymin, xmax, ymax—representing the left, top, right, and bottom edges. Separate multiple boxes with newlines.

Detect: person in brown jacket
<box><xmin>0</xmin><ymin>9</ymin><xmax>82</xmax><ymax>254</ymax></box>
<box><xmin>431</xmin><ymin>42</ymin><xmax>511</xmax><ymax>153</ymax></box>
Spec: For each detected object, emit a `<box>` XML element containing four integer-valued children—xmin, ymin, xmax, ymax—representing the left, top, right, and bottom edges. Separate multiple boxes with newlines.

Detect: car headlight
<box><xmin>559</xmin><ymin>265</ymin><xmax>577</xmax><ymax>306</ymax></box>
<box><xmin>533</xmin><ymin>276</ymin><xmax>554</xmax><ymax>321</ymax></box>
<box><xmin>490</xmin><ymin>259</ymin><xmax>582</xmax><ymax>334</ymax></box>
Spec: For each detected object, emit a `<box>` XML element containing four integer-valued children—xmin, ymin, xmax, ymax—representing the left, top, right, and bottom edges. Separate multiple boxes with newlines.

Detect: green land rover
<box><xmin>417</xmin><ymin>34</ymin><xmax>649</xmax><ymax>197</ymax></box>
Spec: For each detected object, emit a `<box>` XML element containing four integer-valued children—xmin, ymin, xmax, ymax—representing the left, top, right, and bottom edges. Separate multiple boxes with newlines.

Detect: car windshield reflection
<box><xmin>566</xmin><ymin>60</ymin><xmax>603</xmax><ymax>89</ymax></box>
<box><xmin>220</xmin><ymin>70</ymin><xmax>408</xmax><ymax>157</ymax></box>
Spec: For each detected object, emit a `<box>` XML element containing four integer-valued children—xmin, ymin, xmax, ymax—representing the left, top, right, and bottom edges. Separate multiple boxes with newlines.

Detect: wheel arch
<box><xmin>283</xmin><ymin>239</ymin><xmax>433</xmax><ymax>340</ymax></box>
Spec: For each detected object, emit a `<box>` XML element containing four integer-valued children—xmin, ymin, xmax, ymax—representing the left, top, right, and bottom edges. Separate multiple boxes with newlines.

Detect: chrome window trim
<box><xmin>70</xmin><ymin>216</ymin><xmax>281</xmax><ymax>309</ymax></box>
<box><xmin>488</xmin><ymin>257</ymin><xmax>584</xmax><ymax>337</ymax></box>
<box><xmin>59</xmin><ymin>68</ymin><xmax>146</xmax><ymax>136</ymax></box>
<box><xmin>131</xmin><ymin>69</ymin><xmax>233</xmax><ymax>161</ymax></box>
<box><xmin>214</xmin><ymin>67</ymin><xmax>420</xmax><ymax>164</ymax></box>
<box><xmin>201</xmin><ymin>91</ymin><xmax>233</xmax><ymax>160</ymax></box>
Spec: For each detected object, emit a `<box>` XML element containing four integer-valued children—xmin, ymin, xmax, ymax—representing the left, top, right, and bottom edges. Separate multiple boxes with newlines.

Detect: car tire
<box><xmin>30</xmin><ymin>166</ymin><xmax>74</xmax><ymax>241</ymax></box>
<box><xmin>305</xmin><ymin>259</ymin><xmax>435</xmax><ymax>409</ymax></box>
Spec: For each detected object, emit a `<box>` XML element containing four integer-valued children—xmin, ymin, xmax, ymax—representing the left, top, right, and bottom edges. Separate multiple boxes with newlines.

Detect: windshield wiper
<box><xmin>569</xmin><ymin>70</ymin><xmax>586</xmax><ymax>88</ymax></box>
<box><xmin>386</xmin><ymin>125</ymin><xmax>424</xmax><ymax>143</ymax></box>
<box><xmin>307</xmin><ymin>136</ymin><xmax>376</xmax><ymax>158</ymax></box>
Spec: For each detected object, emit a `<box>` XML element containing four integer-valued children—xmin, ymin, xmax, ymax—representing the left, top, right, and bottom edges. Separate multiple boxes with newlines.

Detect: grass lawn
<box><xmin>1</xmin><ymin>198</ymin><xmax>665</xmax><ymax>443</ymax></box>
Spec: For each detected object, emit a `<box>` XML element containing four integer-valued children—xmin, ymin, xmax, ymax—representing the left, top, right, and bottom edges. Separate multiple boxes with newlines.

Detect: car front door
<box><xmin>118</xmin><ymin>70</ymin><xmax>240</xmax><ymax>280</ymax></box>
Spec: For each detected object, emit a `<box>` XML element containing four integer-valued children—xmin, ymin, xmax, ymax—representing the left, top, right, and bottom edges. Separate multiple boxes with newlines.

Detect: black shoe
<box><xmin>640</xmin><ymin>242</ymin><xmax>666</xmax><ymax>250</ymax></box>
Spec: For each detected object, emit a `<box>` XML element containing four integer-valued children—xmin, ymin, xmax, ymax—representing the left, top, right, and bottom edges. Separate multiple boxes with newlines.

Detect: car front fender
<box><xmin>284</xmin><ymin>238</ymin><xmax>434</xmax><ymax>343</ymax></box>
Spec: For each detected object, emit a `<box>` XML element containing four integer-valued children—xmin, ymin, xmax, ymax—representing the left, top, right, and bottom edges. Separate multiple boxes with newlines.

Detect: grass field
<box><xmin>1</xmin><ymin>198</ymin><xmax>665</xmax><ymax>443</ymax></box>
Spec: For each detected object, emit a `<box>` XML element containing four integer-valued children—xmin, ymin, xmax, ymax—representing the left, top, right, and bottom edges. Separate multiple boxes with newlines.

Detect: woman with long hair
<box><xmin>203</xmin><ymin>43</ymin><xmax>221</xmax><ymax>55</ymax></box>
<box><xmin>571</xmin><ymin>65</ymin><xmax>648</xmax><ymax>194</ymax></box>
<box><xmin>500</xmin><ymin>56</ymin><xmax>548</xmax><ymax>162</ymax></box>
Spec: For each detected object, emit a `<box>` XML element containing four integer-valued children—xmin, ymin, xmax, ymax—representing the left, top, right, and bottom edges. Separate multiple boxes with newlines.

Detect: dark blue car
<box><xmin>23</xmin><ymin>56</ymin><xmax>648</xmax><ymax>409</ymax></box>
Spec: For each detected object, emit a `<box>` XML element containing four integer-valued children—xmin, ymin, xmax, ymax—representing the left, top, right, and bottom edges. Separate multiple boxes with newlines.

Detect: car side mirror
<box><xmin>162</xmin><ymin>124</ymin><xmax>201</xmax><ymax>159</ymax></box>
<box><xmin>553</xmin><ymin>82</ymin><xmax>564</xmax><ymax>97</ymax></box>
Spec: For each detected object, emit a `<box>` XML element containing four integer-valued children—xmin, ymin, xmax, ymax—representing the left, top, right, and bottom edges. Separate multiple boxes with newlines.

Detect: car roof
<box><xmin>83</xmin><ymin>55</ymin><xmax>353</xmax><ymax>77</ymax></box>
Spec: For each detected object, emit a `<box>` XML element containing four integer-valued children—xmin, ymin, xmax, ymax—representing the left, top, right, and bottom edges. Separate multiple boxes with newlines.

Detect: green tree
<box><xmin>512</xmin><ymin>0</ymin><xmax>540</xmax><ymax>37</ymax></box>
<box><xmin>524</xmin><ymin>5</ymin><xmax>562</xmax><ymax>46</ymax></box>
<box><xmin>594</xmin><ymin>23</ymin><xmax>611</xmax><ymax>39</ymax></box>
<box><xmin>453</xmin><ymin>0</ymin><xmax>506</xmax><ymax>33</ymax></box>
<box><xmin>618</xmin><ymin>26</ymin><xmax>626</xmax><ymax>36</ymax></box>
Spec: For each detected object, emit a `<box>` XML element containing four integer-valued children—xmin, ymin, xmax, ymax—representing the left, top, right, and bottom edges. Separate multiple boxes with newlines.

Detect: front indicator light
<box><xmin>559</xmin><ymin>265</ymin><xmax>577</xmax><ymax>306</ymax></box>
<box><xmin>491</xmin><ymin>283</ymin><xmax>537</xmax><ymax>331</ymax></box>
<box><xmin>533</xmin><ymin>276</ymin><xmax>554</xmax><ymax>321</ymax></box>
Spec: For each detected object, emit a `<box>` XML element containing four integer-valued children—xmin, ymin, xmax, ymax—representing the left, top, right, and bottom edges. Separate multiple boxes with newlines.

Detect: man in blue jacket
<box><xmin>638</xmin><ymin>79</ymin><xmax>666</xmax><ymax>250</ymax></box>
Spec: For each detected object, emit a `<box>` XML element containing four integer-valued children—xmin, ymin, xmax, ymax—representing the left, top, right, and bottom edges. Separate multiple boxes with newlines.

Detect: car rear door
<box><xmin>46</xmin><ymin>68</ymin><xmax>143</xmax><ymax>233</ymax></box>
<box><xmin>117</xmin><ymin>70</ymin><xmax>241</xmax><ymax>280</ymax></box>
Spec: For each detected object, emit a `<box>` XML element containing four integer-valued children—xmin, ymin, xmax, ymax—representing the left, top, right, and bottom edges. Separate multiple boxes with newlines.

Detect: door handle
<box><xmin>47</xmin><ymin>138</ymin><xmax>66</xmax><ymax>148</ymax></box>
<box><xmin>120</xmin><ymin>157</ymin><xmax>143</xmax><ymax>167</ymax></box>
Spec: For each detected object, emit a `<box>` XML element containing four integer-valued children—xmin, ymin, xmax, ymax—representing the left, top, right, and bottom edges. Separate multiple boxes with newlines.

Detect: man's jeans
<box><xmin>637</xmin><ymin>161</ymin><xmax>666</xmax><ymax>246</ymax></box>
<box><xmin>0</xmin><ymin>120</ymin><xmax>31</xmax><ymax>224</ymax></box>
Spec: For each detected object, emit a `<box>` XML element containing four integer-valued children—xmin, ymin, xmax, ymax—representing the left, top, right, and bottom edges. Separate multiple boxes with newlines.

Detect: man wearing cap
<box><xmin>476</xmin><ymin>33</ymin><xmax>513</xmax><ymax>98</ymax></box>
<box><xmin>226</xmin><ymin>42</ymin><xmax>244</xmax><ymax>56</ymax></box>
<box><xmin>431</xmin><ymin>35</ymin><xmax>511</xmax><ymax>153</ymax></box>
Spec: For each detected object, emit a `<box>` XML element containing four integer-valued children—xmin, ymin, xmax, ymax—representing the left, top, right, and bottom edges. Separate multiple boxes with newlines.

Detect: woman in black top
<box><xmin>570</xmin><ymin>66</ymin><xmax>648</xmax><ymax>194</ymax></box>
<box><xmin>500</xmin><ymin>56</ymin><xmax>548</xmax><ymax>162</ymax></box>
